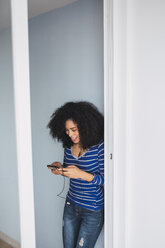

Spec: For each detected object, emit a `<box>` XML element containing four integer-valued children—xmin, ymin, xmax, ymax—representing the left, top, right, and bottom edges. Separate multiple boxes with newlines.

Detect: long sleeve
<box><xmin>90</xmin><ymin>141</ymin><xmax>104</xmax><ymax>186</ymax></box>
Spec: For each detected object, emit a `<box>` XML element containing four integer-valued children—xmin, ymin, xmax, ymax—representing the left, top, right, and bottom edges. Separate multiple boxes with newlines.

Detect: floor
<box><xmin>0</xmin><ymin>239</ymin><xmax>13</xmax><ymax>248</ymax></box>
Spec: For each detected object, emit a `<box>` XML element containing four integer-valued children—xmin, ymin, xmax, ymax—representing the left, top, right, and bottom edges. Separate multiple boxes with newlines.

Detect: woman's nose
<box><xmin>68</xmin><ymin>130</ymin><xmax>73</xmax><ymax>137</ymax></box>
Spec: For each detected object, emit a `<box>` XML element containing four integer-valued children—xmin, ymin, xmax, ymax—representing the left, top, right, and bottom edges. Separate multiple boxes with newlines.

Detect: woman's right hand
<box><xmin>48</xmin><ymin>162</ymin><xmax>63</xmax><ymax>175</ymax></box>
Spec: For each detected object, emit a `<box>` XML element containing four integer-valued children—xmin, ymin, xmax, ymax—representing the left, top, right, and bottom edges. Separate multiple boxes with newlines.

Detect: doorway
<box><xmin>10</xmin><ymin>0</ymin><xmax>113</xmax><ymax>247</ymax></box>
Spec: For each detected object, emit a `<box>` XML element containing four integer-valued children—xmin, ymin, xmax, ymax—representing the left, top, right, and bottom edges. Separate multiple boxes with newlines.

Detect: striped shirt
<box><xmin>63</xmin><ymin>140</ymin><xmax>104</xmax><ymax>211</ymax></box>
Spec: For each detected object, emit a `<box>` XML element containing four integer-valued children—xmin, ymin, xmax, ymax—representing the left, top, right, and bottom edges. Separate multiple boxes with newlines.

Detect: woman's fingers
<box><xmin>63</xmin><ymin>165</ymin><xmax>76</xmax><ymax>170</ymax></box>
<box><xmin>48</xmin><ymin>165</ymin><xmax>79</xmax><ymax>177</ymax></box>
<box><xmin>50</xmin><ymin>168</ymin><xmax>63</xmax><ymax>175</ymax></box>
<box><xmin>47</xmin><ymin>161</ymin><xmax>63</xmax><ymax>175</ymax></box>
<box><xmin>51</xmin><ymin>161</ymin><xmax>62</xmax><ymax>168</ymax></box>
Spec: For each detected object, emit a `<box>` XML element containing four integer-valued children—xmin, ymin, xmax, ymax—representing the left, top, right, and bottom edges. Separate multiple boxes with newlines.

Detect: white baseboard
<box><xmin>0</xmin><ymin>231</ymin><xmax>20</xmax><ymax>248</ymax></box>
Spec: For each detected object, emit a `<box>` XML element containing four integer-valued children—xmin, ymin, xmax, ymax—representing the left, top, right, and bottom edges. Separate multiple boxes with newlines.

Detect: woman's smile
<box><xmin>71</xmin><ymin>136</ymin><xmax>78</xmax><ymax>143</ymax></box>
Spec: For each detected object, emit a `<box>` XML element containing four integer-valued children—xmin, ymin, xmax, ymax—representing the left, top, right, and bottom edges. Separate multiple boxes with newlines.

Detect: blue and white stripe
<box><xmin>63</xmin><ymin>140</ymin><xmax>104</xmax><ymax>211</ymax></box>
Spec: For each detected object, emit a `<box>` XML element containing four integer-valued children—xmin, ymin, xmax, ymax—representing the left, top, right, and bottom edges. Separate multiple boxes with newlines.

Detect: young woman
<box><xmin>47</xmin><ymin>101</ymin><xmax>104</xmax><ymax>248</ymax></box>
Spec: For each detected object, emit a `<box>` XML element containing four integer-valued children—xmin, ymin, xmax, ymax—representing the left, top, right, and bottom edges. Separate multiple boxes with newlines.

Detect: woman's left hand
<box><xmin>62</xmin><ymin>165</ymin><xmax>83</xmax><ymax>179</ymax></box>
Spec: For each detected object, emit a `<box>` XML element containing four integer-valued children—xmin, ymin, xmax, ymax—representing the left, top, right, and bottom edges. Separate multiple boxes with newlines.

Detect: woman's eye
<box><xmin>65</xmin><ymin>128</ymin><xmax>77</xmax><ymax>134</ymax></box>
<box><xmin>72</xmin><ymin>128</ymin><xmax>78</xmax><ymax>132</ymax></box>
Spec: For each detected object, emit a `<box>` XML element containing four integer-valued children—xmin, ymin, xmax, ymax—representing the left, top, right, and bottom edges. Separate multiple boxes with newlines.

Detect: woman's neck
<box><xmin>72</xmin><ymin>143</ymin><xmax>86</xmax><ymax>158</ymax></box>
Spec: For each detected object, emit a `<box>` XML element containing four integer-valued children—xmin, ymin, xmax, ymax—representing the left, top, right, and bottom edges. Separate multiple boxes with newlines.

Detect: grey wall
<box><xmin>29</xmin><ymin>0</ymin><xmax>104</xmax><ymax>247</ymax></box>
<box><xmin>0</xmin><ymin>28</ymin><xmax>20</xmax><ymax>242</ymax></box>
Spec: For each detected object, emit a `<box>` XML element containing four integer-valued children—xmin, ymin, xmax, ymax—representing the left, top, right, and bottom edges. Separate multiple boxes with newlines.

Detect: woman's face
<box><xmin>65</xmin><ymin>119</ymin><xmax>80</xmax><ymax>144</ymax></box>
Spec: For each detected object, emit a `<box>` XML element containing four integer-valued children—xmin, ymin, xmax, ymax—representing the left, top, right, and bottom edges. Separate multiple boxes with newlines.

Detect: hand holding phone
<box><xmin>47</xmin><ymin>162</ymin><xmax>63</xmax><ymax>175</ymax></box>
<box><xmin>47</xmin><ymin>164</ymin><xmax>59</xmax><ymax>169</ymax></box>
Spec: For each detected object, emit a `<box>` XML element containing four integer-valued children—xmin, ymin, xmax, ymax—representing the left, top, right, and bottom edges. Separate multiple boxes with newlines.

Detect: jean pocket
<box><xmin>64</xmin><ymin>200</ymin><xmax>74</xmax><ymax>212</ymax></box>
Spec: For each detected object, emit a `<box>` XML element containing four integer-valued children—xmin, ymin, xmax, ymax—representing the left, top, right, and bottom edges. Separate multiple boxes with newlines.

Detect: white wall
<box><xmin>126</xmin><ymin>0</ymin><xmax>165</xmax><ymax>247</ymax></box>
<box><xmin>29</xmin><ymin>0</ymin><xmax>104</xmax><ymax>247</ymax></box>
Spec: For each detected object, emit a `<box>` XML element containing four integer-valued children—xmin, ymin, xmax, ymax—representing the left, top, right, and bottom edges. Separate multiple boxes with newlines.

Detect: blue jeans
<box><xmin>63</xmin><ymin>200</ymin><xmax>104</xmax><ymax>248</ymax></box>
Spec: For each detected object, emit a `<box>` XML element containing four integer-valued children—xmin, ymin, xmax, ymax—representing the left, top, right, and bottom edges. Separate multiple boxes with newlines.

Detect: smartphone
<box><xmin>47</xmin><ymin>164</ymin><xmax>59</xmax><ymax>169</ymax></box>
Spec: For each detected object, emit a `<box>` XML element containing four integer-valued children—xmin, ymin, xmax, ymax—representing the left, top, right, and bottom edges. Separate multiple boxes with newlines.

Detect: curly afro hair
<box><xmin>47</xmin><ymin>101</ymin><xmax>104</xmax><ymax>149</ymax></box>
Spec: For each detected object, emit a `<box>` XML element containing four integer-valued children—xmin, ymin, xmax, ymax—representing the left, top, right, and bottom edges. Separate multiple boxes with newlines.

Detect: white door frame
<box><xmin>11</xmin><ymin>0</ymin><xmax>127</xmax><ymax>247</ymax></box>
<box><xmin>11</xmin><ymin>0</ymin><xmax>36</xmax><ymax>248</ymax></box>
<box><xmin>103</xmin><ymin>0</ymin><xmax>113</xmax><ymax>247</ymax></box>
<box><xmin>112</xmin><ymin>0</ymin><xmax>127</xmax><ymax>247</ymax></box>
<box><xmin>104</xmin><ymin>0</ymin><xmax>127</xmax><ymax>247</ymax></box>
